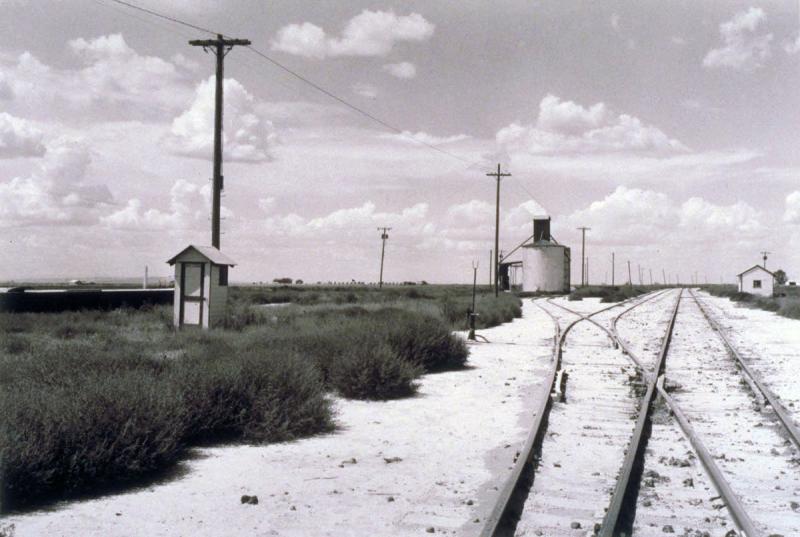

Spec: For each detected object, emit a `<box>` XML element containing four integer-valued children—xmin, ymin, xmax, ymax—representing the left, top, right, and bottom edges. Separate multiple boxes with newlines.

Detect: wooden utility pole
<box><xmin>627</xmin><ymin>260</ymin><xmax>632</xmax><ymax>286</ymax></box>
<box><xmin>189</xmin><ymin>34</ymin><xmax>251</xmax><ymax>249</ymax></box>
<box><xmin>586</xmin><ymin>257</ymin><xmax>590</xmax><ymax>286</ymax></box>
<box><xmin>760</xmin><ymin>251</ymin><xmax>771</xmax><ymax>269</ymax></box>
<box><xmin>662</xmin><ymin>268</ymin><xmax>667</xmax><ymax>286</ymax></box>
<box><xmin>649</xmin><ymin>268</ymin><xmax>653</xmax><ymax>285</ymax></box>
<box><xmin>377</xmin><ymin>227</ymin><xmax>391</xmax><ymax>288</ymax></box>
<box><xmin>577</xmin><ymin>227</ymin><xmax>590</xmax><ymax>286</ymax></box>
<box><xmin>489</xmin><ymin>249</ymin><xmax>493</xmax><ymax>288</ymax></box>
<box><xmin>486</xmin><ymin>164</ymin><xmax>511</xmax><ymax>296</ymax></box>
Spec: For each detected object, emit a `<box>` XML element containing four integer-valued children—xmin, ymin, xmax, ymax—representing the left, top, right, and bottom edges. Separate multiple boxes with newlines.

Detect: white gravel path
<box><xmin>5</xmin><ymin>300</ymin><xmax>555</xmax><ymax>537</ymax></box>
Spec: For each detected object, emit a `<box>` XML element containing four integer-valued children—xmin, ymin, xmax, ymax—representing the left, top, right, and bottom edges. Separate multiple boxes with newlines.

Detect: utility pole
<box><xmin>577</xmin><ymin>227</ymin><xmax>591</xmax><ymax>286</ymax></box>
<box><xmin>662</xmin><ymin>268</ymin><xmax>666</xmax><ymax>287</ymax></box>
<box><xmin>627</xmin><ymin>260</ymin><xmax>632</xmax><ymax>286</ymax></box>
<box><xmin>649</xmin><ymin>268</ymin><xmax>653</xmax><ymax>286</ymax></box>
<box><xmin>760</xmin><ymin>251</ymin><xmax>771</xmax><ymax>269</ymax></box>
<box><xmin>486</xmin><ymin>164</ymin><xmax>510</xmax><ymax>296</ymax></box>
<box><xmin>377</xmin><ymin>227</ymin><xmax>391</xmax><ymax>288</ymax></box>
<box><xmin>489</xmin><ymin>249</ymin><xmax>493</xmax><ymax>288</ymax></box>
<box><xmin>611</xmin><ymin>252</ymin><xmax>615</xmax><ymax>286</ymax></box>
<box><xmin>189</xmin><ymin>34</ymin><xmax>251</xmax><ymax>249</ymax></box>
<box><xmin>586</xmin><ymin>257</ymin><xmax>590</xmax><ymax>286</ymax></box>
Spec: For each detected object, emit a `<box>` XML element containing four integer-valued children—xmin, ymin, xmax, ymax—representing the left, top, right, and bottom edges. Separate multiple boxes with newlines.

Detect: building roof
<box><xmin>736</xmin><ymin>264</ymin><xmax>774</xmax><ymax>278</ymax></box>
<box><xmin>167</xmin><ymin>245</ymin><xmax>237</xmax><ymax>266</ymax></box>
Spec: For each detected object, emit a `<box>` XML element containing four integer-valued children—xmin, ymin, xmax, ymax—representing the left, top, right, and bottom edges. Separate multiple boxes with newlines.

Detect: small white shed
<box><xmin>737</xmin><ymin>265</ymin><xmax>774</xmax><ymax>297</ymax></box>
<box><xmin>167</xmin><ymin>245</ymin><xmax>236</xmax><ymax>329</ymax></box>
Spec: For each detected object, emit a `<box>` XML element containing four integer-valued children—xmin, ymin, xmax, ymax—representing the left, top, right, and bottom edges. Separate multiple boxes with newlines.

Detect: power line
<box><xmin>104</xmin><ymin>0</ymin><xmax>217</xmax><ymax>36</ymax></box>
<box><xmin>102</xmin><ymin>0</ymin><xmax>479</xmax><ymax>167</ymax></box>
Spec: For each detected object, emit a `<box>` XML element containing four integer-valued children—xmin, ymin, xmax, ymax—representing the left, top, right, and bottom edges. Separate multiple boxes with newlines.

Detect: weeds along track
<box><xmin>479</xmin><ymin>291</ymin><xmax>665</xmax><ymax>537</ymax></box>
<box><xmin>654</xmin><ymin>292</ymin><xmax>800</xmax><ymax>536</ymax></box>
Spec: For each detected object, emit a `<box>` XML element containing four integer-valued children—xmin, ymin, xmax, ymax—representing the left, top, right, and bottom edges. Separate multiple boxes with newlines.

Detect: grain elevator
<box><xmin>521</xmin><ymin>218</ymin><xmax>571</xmax><ymax>293</ymax></box>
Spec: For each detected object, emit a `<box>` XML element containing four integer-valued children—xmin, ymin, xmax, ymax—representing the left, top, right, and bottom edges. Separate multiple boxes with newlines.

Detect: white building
<box><xmin>737</xmin><ymin>265</ymin><xmax>774</xmax><ymax>297</ymax></box>
<box><xmin>167</xmin><ymin>245</ymin><xmax>236</xmax><ymax>329</ymax></box>
<box><xmin>521</xmin><ymin>217</ymin><xmax>571</xmax><ymax>293</ymax></box>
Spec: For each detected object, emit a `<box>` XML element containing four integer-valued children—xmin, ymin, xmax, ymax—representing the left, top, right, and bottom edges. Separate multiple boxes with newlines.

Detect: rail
<box><xmin>478</xmin><ymin>292</ymin><xmax>658</xmax><ymax>537</ymax></box>
<box><xmin>690</xmin><ymin>289</ymin><xmax>800</xmax><ymax>451</ymax></box>
<box><xmin>598</xmin><ymin>288</ymin><xmax>681</xmax><ymax>536</ymax></box>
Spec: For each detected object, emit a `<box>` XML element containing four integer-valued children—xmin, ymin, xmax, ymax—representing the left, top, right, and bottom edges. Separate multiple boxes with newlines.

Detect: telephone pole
<box><xmin>489</xmin><ymin>249</ymin><xmax>493</xmax><ymax>288</ymax></box>
<box><xmin>377</xmin><ymin>227</ymin><xmax>391</xmax><ymax>288</ymax></box>
<box><xmin>649</xmin><ymin>268</ymin><xmax>653</xmax><ymax>286</ymax></box>
<box><xmin>760</xmin><ymin>251</ymin><xmax>771</xmax><ymax>269</ymax></box>
<box><xmin>577</xmin><ymin>227</ymin><xmax>591</xmax><ymax>286</ymax></box>
<box><xmin>627</xmin><ymin>260</ymin><xmax>632</xmax><ymax>286</ymax></box>
<box><xmin>486</xmin><ymin>164</ymin><xmax>511</xmax><ymax>296</ymax></box>
<box><xmin>189</xmin><ymin>34</ymin><xmax>251</xmax><ymax>249</ymax></box>
<box><xmin>662</xmin><ymin>268</ymin><xmax>666</xmax><ymax>286</ymax></box>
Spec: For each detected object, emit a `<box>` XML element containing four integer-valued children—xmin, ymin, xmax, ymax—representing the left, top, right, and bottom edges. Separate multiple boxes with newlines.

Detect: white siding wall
<box><xmin>208</xmin><ymin>264</ymin><xmax>228</xmax><ymax>327</ymax></box>
<box><xmin>738</xmin><ymin>269</ymin><xmax>774</xmax><ymax>297</ymax></box>
<box><xmin>522</xmin><ymin>245</ymin><xmax>570</xmax><ymax>293</ymax></box>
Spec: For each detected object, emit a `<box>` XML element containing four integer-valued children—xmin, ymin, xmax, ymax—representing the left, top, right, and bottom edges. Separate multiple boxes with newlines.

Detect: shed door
<box><xmin>181</xmin><ymin>263</ymin><xmax>204</xmax><ymax>326</ymax></box>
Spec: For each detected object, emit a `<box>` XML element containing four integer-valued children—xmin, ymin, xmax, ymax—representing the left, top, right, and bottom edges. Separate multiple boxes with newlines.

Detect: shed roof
<box><xmin>736</xmin><ymin>264</ymin><xmax>773</xmax><ymax>278</ymax></box>
<box><xmin>167</xmin><ymin>245</ymin><xmax>237</xmax><ymax>266</ymax></box>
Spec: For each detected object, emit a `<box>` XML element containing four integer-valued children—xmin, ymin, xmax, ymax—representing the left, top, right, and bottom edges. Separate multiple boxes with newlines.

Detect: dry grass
<box><xmin>1</xmin><ymin>284</ymin><xmax>511</xmax><ymax>511</ymax></box>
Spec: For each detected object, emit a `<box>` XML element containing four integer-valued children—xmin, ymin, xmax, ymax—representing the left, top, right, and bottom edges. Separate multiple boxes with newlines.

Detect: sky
<box><xmin>1</xmin><ymin>0</ymin><xmax>799</xmax><ymax>284</ymax></box>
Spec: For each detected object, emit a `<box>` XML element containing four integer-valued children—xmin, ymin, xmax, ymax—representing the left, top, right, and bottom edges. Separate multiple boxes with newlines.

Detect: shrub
<box><xmin>1</xmin><ymin>371</ymin><xmax>185</xmax><ymax>511</ymax></box>
<box><xmin>173</xmin><ymin>350</ymin><xmax>333</xmax><ymax>442</ymax></box>
<box><xmin>779</xmin><ymin>300</ymin><xmax>800</xmax><ymax>320</ymax></box>
<box><xmin>329</xmin><ymin>342</ymin><xmax>421</xmax><ymax>400</ymax></box>
<box><xmin>386</xmin><ymin>313</ymin><xmax>469</xmax><ymax>372</ymax></box>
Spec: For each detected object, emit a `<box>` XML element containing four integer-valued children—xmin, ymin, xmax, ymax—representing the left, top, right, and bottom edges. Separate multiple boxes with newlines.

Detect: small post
<box><xmin>468</xmin><ymin>261</ymin><xmax>479</xmax><ymax>340</ymax></box>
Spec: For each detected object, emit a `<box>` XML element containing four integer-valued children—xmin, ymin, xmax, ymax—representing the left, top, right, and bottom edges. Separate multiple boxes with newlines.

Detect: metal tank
<box><xmin>522</xmin><ymin>218</ymin><xmax>571</xmax><ymax>293</ymax></box>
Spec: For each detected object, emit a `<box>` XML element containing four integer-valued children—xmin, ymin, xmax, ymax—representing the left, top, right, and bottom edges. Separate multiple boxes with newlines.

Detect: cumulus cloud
<box><xmin>259</xmin><ymin>201</ymin><xmax>432</xmax><ymax>240</ymax></box>
<box><xmin>785</xmin><ymin>35</ymin><xmax>800</xmax><ymax>54</ymax></box>
<box><xmin>352</xmin><ymin>82</ymin><xmax>378</xmax><ymax>98</ymax></box>
<box><xmin>165</xmin><ymin>77</ymin><xmax>278</xmax><ymax>162</ymax></box>
<box><xmin>784</xmin><ymin>191</ymin><xmax>800</xmax><ymax>224</ymax></box>
<box><xmin>0</xmin><ymin>112</ymin><xmax>45</xmax><ymax>158</ymax></box>
<box><xmin>381</xmin><ymin>130</ymin><xmax>469</xmax><ymax>145</ymax></box>
<box><xmin>382</xmin><ymin>61</ymin><xmax>417</xmax><ymax>79</ymax></box>
<box><xmin>101</xmin><ymin>179</ymin><xmax>214</xmax><ymax>231</ymax></box>
<box><xmin>703</xmin><ymin>7</ymin><xmax>772</xmax><ymax>71</ymax></box>
<box><xmin>564</xmin><ymin>185</ymin><xmax>764</xmax><ymax>246</ymax></box>
<box><xmin>271</xmin><ymin>10</ymin><xmax>434</xmax><ymax>59</ymax></box>
<box><xmin>0</xmin><ymin>140</ymin><xmax>113</xmax><ymax>226</ymax></box>
<box><xmin>496</xmin><ymin>94</ymin><xmax>687</xmax><ymax>155</ymax></box>
<box><xmin>417</xmin><ymin>198</ymin><xmax>548</xmax><ymax>254</ymax></box>
<box><xmin>0</xmin><ymin>34</ymin><xmax>194</xmax><ymax>121</ymax></box>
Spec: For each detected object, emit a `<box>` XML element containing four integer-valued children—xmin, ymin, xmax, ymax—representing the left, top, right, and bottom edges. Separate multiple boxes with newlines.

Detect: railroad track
<box><xmin>479</xmin><ymin>290</ymin><xmax>666</xmax><ymax>536</ymax></box>
<box><xmin>480</xmin><ymin>289</ymin><xmax>800</xmax><ymax>536</ymax></box>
